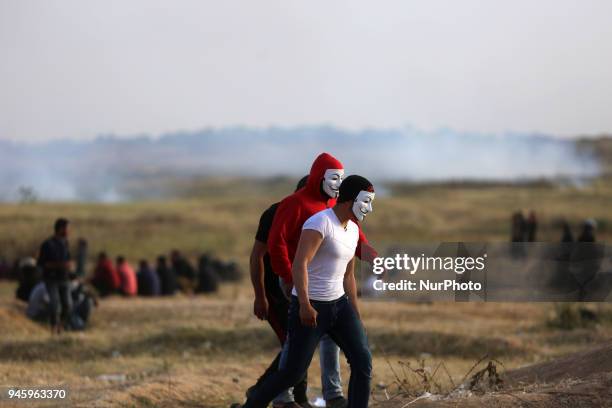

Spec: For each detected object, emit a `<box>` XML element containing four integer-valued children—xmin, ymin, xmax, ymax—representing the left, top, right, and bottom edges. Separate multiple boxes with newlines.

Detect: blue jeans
<box><xmin>246</xmin><ymin>295</ymin><xmax>372</xmax><ymax>408</ymax></box>
<box><xmin>319</xmin><ymin>334</ymin><xmax>343</xmax><ymax>400</ymax></box>
<box><xmin>273</xmin><ymin>333</ymin><xmax>343</xmax><ymax>403</ymax></box>
<box><xmin>273</xmin><ymin>342</ymin><xmax>294</xmax><ymax>403</ymax></box>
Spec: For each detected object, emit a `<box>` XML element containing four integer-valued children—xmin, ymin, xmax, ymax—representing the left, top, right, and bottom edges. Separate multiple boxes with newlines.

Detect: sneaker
<box><xmin>272</xmin><ymin>403</ymin><xmax>303</xmax><ymax>408</ymax></box>
<box><xmin>325</xmin><ymin>397</ymin><xmax>348</xmax><ymax>408</ymax></box>
<box><xmin>297</xmin><ymin>401</ymin><xmax>314</xmax><ymax>408</ymax></box>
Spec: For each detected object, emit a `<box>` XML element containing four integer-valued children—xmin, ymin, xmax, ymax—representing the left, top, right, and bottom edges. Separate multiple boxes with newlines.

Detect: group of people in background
<box><xmin>511</xmin><ymin>210</ymin><xmax>538</xmax><ymax>242</ymax></box>
<box><xmin>560</xmin><ymin>218</ymin><xmax>598</xmax><ymax>243</ymax></box>
<box><xmin>8</xmin><ymin>218</ymin><xmax>243</xmax><ymax>334</ymax></box>
<box><xmin>507</xmin><ymin>210</ymin><xmax>604</xmax><ymax>300</ymax></box>
<box><xmin>90</xmin><ymin>249</ymin><xmax>240</xmax><ymax>298</ymax></box>
<box><xmin>511</xmin><ymin>209</ymin><xmax>598</xmax><ymax>244</ymax></box>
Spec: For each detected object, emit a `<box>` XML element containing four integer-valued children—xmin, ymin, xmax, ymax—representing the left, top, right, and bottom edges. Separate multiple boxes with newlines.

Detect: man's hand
<box><xmin>279</xmin><ymin>277</ymin><xmax>293</xmax><ymax>301</ymax></box>
<box><xmin>299</xmin><ymin>302</ymin><xmax>318</xmax><ymax>327</ymax></box>
<box><xmin>253</xmin><ymin>296</ymin><xmax>269</xmax><ymax>320</ymax></box>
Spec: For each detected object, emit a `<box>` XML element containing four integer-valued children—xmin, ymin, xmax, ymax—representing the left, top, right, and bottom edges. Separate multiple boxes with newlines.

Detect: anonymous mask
<box><xmin>352</xmin><ymin>190</ymin><xmax>375</xmax><ymax>221</ymax></box>
<box><xmin>322</xmin><ymin>169</ymin><xmax>344</xmax><ymax>198</ymax></box>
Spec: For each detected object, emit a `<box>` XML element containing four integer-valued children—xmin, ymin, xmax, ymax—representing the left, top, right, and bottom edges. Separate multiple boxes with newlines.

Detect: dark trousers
<box><xmin>249</xmin><ymin>292</ymin><xmax>308</xmax><ymax>403</ymax></box>
<box><xmin>267</xmin><ymin>292</ymin><xmax>289</xmax><ymax>344</ymax></box>
<box><xmin>44</xmin><ymin>279</ymin><xmax>72</xmax><ymax>327</ymax></box>
<box><xmin>246</xmin><ymin>295</ymin><xmax>372</xmax><ymax>408</ymax></box>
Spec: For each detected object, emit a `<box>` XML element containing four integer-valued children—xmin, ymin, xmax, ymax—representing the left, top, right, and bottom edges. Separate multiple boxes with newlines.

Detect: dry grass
<box><xmin>2</xmin><ymin>283</ymin><xmax>612</xmax><ymax>407</ymax></box>
<box><xmin>1</xmin><ymin>179</ymin><xmax>611</xmax><ymax>265</ymax></box>
<box><xmin>0</xmin><ymin>180</ymin><xmax>611</xmax><ymax>406</ymax></box>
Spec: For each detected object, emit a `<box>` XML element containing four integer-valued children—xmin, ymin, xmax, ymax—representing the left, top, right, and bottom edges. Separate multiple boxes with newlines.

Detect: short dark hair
<box><xmin>295</xmin><ymin>175</ymin><xmax>309</xmax><ymax>192</ymax></box>
<box><xmin>54</xmin><ymin>218</ymin><xmax>69</xmax><ymax>233</ymax></box>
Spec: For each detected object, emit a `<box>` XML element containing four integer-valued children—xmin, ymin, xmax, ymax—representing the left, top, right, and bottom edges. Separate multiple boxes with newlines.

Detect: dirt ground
<box><xmin>1</xmin><ymin>281</ymin><xmax>612</xmax><ymax>407</ymax></box>
<box><xmin>386</xmin><ymin>342</ymin><xmax>612</xmax><ymax>407</ymax></box>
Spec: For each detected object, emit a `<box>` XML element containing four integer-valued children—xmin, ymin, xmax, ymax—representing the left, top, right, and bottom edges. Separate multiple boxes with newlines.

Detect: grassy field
<box><xmin>0</xmin><ymin>179</ymin><xmax>611</xmax><ymax>407</ymax></box>
<box><xmin>1</xmin><ymin>284</ymin><xmax>612</xmax><ymax>407</ymax></box>
<box><xmin>1</xmin><ymin>178</ymin><xmax>611</xmax><ymax>264</ymax></box>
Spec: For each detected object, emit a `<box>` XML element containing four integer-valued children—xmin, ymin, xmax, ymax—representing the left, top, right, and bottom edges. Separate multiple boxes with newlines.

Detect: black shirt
<box><xmin>38</xmin><ymin>236</ymin><xmax>71</xmax><ymax>281</ymax></box>
<box><xmin>173</xmin><ymin>258</ymin><xmax>196</xmax><ymax>279</ymax></box>
<box><xmin>255</xmin><ymin>203</ymin><xmax>284</xmax><ymax>302</ymax></box>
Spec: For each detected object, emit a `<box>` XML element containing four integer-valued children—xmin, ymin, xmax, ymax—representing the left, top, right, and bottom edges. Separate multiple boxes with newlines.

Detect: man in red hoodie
<box><xmin>91</xmin><ymin>252</ymin><xmax>121</xmax><ymax>296</ymax></box>
<box><xmin>116</xmin><ymin>256</ymin><xmax>138</xmax><ymax>297</ymax></box>
<box><xmin>266</xmin><ymin>153</ymin><xmax>377</xmax><ymax>408</ymax></box>
<box><xmin>269</xmin><ymin>153</ymin><xmax>377</xmax><ymax>287</ymax></box>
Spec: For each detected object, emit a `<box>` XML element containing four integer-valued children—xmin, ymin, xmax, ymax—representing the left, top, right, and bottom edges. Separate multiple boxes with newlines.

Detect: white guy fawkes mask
<box><xmin>322</xmin><ymin>169</ymin><xmax>344</xmax><ymax>198</ymax></box>
<box><xmin>352</xmin><ymin>190</ymin><xmax>375</xmax><ymax>221</ymax></box>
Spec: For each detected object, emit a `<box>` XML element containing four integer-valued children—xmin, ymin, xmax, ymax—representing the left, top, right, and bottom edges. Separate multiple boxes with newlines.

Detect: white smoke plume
<box><xmin>0</xmin><ymin>127</ymin><xmax>600</xmax><ymax>202</ymax></box>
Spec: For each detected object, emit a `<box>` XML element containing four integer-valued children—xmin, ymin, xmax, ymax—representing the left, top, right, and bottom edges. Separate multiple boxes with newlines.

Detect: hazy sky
<box><xmin>1</xmin><ymin>0</ymin><xmax>612</xmax><ymax>141</ymax></box>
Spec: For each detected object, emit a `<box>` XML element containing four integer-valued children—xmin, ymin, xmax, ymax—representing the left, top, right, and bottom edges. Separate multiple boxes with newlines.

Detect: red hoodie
<box><xmin>93</xmin><ymin>259</ymin><xmax>121</xmax><ymax>291</ymax></box>
<box><xmin>267</xmin><ymin>152</ymin><xmax>378</xmax><ymax>284</ymax></box>
<box><xmin>117</xmin><ymin>262</ymin><xmax>138</xmax><ymax>296</ymax></box>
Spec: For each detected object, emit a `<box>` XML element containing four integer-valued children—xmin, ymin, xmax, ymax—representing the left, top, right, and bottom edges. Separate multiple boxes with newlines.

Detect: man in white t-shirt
<box><xmin>239</xmin><ymin>175</ymin><xmax>375</xmax><ymax>408</ymax></box>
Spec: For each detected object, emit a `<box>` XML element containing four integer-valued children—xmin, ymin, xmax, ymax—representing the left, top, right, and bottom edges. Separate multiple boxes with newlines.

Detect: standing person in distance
<box><xmin>37</xmin><ymin>218</ymin><xmax>73</xmax><ymax>334</ymax></box>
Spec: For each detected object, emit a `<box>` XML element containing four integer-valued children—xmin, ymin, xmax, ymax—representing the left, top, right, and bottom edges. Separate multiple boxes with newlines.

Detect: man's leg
<box><xmin>58</xmin><ymin>280</ymin><xmax>73</xmax><ymax>329</ymax></box>
<box><xmin>269</xmin><ymin>294</ymin><xmax>310</xmax><ymax>404</ymax></box>
<box><xmin>327</xmin><ymin>297</ymin><xmax>372</xmax><ymax>408</ymax></box>
<box><xmin>267</xmin><ymin>294</ymin><xmax>288</xmax><ymax>344</ymax></box>
<box><xmin>319</xmin><ymin>335</ymin><xmax>344</xmax><ymax>401</ymax></box>
<box><xmin>246</xmin><ymin>294</ymin><xmax>296</xmax><ymax>405</ymax></box>
<box><xmin>271</xmin><ymin>337</ymin><xmax>295</xmax><ymax>405</ymax></box>
<box><xmin>245</xmin><ymin>298</ymin><xmax>326</xmax><ymax>407</ymax></box>
<box><xmin>250</xmin><ymin>352</ymin><xmax>281</xmax><ymax>391</ymax></box>
<box><xmin>44</xmin><ymin>280</ymin><xmax>60</xmax><ymax>331</ymax></box>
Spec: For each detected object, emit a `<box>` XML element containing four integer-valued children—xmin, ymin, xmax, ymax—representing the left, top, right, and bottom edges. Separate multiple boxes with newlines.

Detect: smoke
<box><xmin>0</xmin><ymin>127</ymin><xmax>601</xmax><ymax>202</ymax></box>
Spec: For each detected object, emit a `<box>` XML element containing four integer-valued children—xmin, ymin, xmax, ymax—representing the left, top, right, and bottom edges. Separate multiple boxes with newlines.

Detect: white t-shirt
<box><xmin>292</xmin><ymin>208</ymin><xmax>359</xmax><ymax>301</ymax></box>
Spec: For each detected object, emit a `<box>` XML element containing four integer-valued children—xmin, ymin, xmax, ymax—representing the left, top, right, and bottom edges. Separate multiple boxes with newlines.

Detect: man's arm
<box><xmin>249</xmin><ymin>240</ymin><xmax>268</xmax><ymax>320</ymax></box>
<box><xmin>293</xmin><ymin>229</ymin><xmax>323</xmax><ymax>327</ymax></box>
<box><xmin>343</xmin><ymin>258</ymin><xmax>361</xmax><ymax>320</ymax></box>
<box><xmin>37</xmin><ymin>241</ymin><xmax>48</xmax><ymax>268</ymax></box>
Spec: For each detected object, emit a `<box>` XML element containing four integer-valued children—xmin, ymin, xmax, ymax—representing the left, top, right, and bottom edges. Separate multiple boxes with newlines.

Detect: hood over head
<box><xmin>304</xmin><ymin>153</ymin><xmax>344</xmax><ymax>200</ymax></box>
